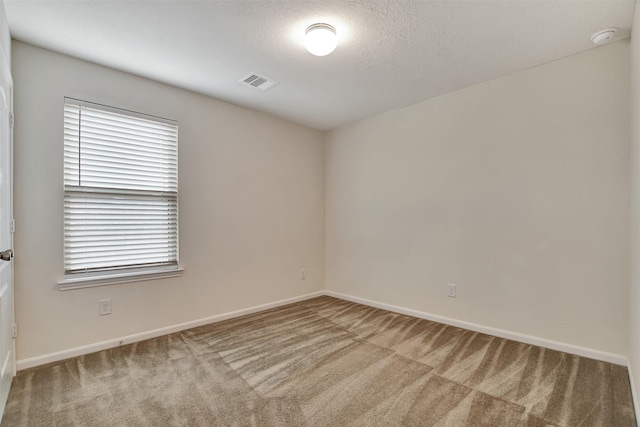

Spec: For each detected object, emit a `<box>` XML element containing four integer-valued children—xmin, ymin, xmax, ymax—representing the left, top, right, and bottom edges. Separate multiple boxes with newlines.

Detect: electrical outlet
<box><xmin>447</xmin><ymin>284</ymin><xmax>457</xmax><ymax>298</ymax></box>
<box><xmin>99</xmin><ymin>299</ymin><xmax>112</xmax><ymax>316</ymax></box>
<box><xmin>300</xmin><ymin>268</ymin><xmax>307</xmax><ymax>280</ymax></box>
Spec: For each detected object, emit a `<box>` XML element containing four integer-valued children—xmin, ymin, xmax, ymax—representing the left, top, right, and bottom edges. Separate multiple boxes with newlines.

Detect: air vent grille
<box><xmin>240</xmin><ymin>73</ymin><xmax>279</xmax><ymax>91</ymax></box>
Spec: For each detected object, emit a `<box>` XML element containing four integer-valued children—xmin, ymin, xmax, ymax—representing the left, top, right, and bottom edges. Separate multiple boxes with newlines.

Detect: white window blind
<box><xmin>64</xmin><ymin>98</ymin><xmax>178</xmax><ymax>275</ymax></box>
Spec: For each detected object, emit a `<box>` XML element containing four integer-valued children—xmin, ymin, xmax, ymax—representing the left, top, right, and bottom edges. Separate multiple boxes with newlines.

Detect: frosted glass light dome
<box><xmin>304</xmin><ymin>23</ymin><xmax>337</xmax><ymax>56</ymax></box>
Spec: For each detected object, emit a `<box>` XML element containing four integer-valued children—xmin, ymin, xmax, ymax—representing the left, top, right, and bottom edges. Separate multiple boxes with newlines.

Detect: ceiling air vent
<box><xmin>240</xmin><ymin>73</ymin><xmax>279</xmax><ymax>91</ymax></box>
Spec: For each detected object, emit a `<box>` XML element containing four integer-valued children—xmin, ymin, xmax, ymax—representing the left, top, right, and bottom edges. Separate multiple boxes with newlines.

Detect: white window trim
<box><xmin>58</xmin><ymin>266</ymin><xmax>184</xmax><ymax>291</ymax></box>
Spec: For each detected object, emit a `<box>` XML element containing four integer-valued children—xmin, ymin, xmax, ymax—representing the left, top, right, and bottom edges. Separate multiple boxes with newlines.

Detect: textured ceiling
<box><xmin>3</xmin><ymin>0</ymin><xmax>636</xmax><ymax>130</ymax></box>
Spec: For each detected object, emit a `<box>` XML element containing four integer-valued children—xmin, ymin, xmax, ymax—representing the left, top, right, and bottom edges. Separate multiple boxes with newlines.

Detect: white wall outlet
<box><xmin>300</xmin><ymin>268</ymin><xmax>307</xmax><ymax>280</ymax></box>
<box><xmin>447</xmin><ymin>284</ymin><xmax>457</xmax><ymax>298</ymax></box>
<box><xmin>99</xmin><ymin>299</ymin><xmax>112</xmax><ymax>315</ymax></box>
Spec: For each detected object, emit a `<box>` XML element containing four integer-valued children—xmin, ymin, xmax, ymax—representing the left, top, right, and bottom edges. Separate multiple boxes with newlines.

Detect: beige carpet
<box><xmin>2</xmin><ymin>296</ymin><xmax>636</xmax><ymax>426</ymax></box>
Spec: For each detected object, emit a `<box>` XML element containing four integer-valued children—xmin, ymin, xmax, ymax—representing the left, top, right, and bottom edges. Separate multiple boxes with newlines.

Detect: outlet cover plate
<box><xmin>99</xmin><ymin>299</ymin><xmax>112</xmax><ymax>315</ymax></box>
<box><xmin>447</xmin><ymin>284</ymin><xmax>457</xmax><ymax>298</ymax></box>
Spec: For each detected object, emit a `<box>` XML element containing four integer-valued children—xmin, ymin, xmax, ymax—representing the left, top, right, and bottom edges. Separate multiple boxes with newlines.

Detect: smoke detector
<box><xmin>591</xmin><ymin>28</ymin><xmax>617</xmax><ymax>45</ymax></box>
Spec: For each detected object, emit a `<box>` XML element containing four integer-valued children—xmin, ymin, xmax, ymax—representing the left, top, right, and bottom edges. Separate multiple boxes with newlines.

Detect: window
<box><xmin>61</xmin><ymin>98</ymin><xmax>179</xmax><ymax>289</ymax></box>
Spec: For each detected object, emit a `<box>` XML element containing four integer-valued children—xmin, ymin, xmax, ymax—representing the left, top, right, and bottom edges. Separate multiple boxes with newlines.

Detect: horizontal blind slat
<box><xmin>66</xmin><ymin>239</ymin><xmax>176</xmax><ymax>249</ymax></box>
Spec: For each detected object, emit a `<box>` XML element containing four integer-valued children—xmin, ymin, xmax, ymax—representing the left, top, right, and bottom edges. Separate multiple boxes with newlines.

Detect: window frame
<box><xmin>58</xmin><ymin>98</ymin><xmax>182</xmax><ymax>290</ymax></box>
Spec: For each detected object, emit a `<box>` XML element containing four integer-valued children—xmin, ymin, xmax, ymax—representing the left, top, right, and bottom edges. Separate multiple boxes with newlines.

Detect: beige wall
<box><xmin>629</xmin><ymin>2</ymin><xmax>640</xmax><ymax>409</ymax></box>
<box><xmin>325</xmin><ymin>41</ymin><xmax>630</xmax><ymax>356</ymax></box>
<box><xmin>9</xmin><ymin>33</ymin><xmax>633</xmax><ymax>366</ymax></box>
<box><xmin>12</xmin><ymin>41</ymin><xmax>325</xmax><ymax>360</ymax></box>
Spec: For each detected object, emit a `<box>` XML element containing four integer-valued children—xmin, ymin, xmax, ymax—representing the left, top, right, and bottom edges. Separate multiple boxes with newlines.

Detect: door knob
<box><xmin>0</xmin><ymin>249</ymin><xmax>13</xmax><ymax>261</ymax></box>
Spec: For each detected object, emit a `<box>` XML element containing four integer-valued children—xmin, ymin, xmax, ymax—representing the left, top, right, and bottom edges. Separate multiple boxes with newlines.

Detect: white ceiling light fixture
<box><xmin>591</xmin><ymin>27</ymin><xmax>617</xmax><ymax>45</ymax></box>
<box><xmin>304</xmin><ymin>23</ymin><xmax>337</xmax><ymax>56</ymax></box>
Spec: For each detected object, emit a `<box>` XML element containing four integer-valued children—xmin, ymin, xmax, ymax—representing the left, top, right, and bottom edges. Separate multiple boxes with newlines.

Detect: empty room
<box><xmin>0</xmin><ymin>0</ymin><xmax>638</xmax><ymax>425</ymax></box>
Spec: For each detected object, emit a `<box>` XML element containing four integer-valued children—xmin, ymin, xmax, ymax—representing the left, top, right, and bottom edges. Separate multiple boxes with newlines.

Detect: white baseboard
<box><xmin>16</xmin><ymin>291</ymin><xmax>324</xmax><ymax>371</ymax></box>
<box><xmin>325</xmin><ymin>291</ymin><xmax>628</xmax><ymax>366</ymax></box>
<box><xmin>16</xmin><ymin>289</ymin><xmax>628</xmax><ymax>371</ymax></box>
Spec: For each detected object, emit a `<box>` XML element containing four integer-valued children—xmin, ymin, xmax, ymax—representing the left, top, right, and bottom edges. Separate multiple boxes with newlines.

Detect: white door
<box><xmin>0</xmin><ymin>43</ymin><xmax>14</xmax><ymax>418</ymax></box>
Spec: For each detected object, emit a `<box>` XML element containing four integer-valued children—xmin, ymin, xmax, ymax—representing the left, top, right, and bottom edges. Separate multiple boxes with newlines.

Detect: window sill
<box><xmin>58</xmin><ymin>267</ymin><xmax>184</xmax><ymax>291</ymax></box>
